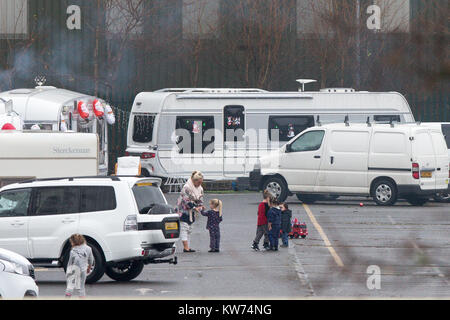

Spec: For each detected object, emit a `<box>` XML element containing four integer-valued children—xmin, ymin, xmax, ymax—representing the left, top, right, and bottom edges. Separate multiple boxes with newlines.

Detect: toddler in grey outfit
<box><xmin>65</xmin><ymin>234</ymin><xmax>94</xmax><ymax>298</ymax></box>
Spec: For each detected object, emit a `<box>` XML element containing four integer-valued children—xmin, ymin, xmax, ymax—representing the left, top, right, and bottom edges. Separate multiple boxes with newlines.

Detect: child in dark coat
<box><xmin>267</xmin><ymin>199</ymin><xmax>282</xmax><ymax>251</ymax></box>
<box><xmin>201</xmin><ymin>199</ymin><xmax>223</xmax><ymax>252</ymax></box>
<box><xmin>280</xmin><ymin>203</ymin><xmax>292</xmax><ymax>248</ymax></box>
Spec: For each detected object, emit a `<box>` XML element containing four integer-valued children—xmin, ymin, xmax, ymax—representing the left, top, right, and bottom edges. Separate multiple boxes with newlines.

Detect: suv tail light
<box><xmin>141</xmin><ymin>152</ymin><xmax>155</xmax><ymax>159</ymax></box>
<box><xmin>412</xmin><ymin>163</ymin><xmax>420</xmax><ymax>179</ymax></box>
<box><xmin>124</xmin><ymin>215</ymin><xmax>138</xmax><ymax>231</ymax></box>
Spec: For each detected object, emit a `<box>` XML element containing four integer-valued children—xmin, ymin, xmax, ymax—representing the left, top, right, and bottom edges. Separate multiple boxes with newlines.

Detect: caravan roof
<box><xmin>0</xmin><ymin>87</ymin><xmax>93</xmax><ymax>122</ymax></box>
<box><xmin>131</xmin><ymin>89</ymin><xmax>414</xmax><ymax>119</ymax></box>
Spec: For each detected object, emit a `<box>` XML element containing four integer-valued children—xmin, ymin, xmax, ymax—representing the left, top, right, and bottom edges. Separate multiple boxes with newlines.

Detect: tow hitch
<box><xmin>144</xmin><ymin>256</ymin><xmax>177</xmax><ymax>265</ymax></box>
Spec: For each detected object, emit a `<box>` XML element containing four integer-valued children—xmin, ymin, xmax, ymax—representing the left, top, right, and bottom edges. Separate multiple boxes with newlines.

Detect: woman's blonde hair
<box><xmin>191</xmin><ymin>171</ymin><xmax>204</xmax><ymax>182</ymax></box>
<box><xmin>69</xmin><ymin>234</ymin><xmax>86</xmax><ymax>247</ymax></box>
<box><xmin>210</xmin><ymin>199</ymin><xmax>223</xmax><ymax>217</ymax></box>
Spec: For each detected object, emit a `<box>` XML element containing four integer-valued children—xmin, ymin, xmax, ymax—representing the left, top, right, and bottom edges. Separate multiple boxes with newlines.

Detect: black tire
<box><xmin>63</xmin><ymin>241</ymin><xmax>105</xmax><ymax>284</ymax></box>
<box><xmin>371</xmin><ymin>179</ymin><xmax>397</xmax><ymax>206</ymax></box>
<box><xmin>263</xmin><ymin>176</ymin><xmax>288</xmax><ymax>202</ymax></box>
<box><xmin>301</xmin><ymin>235</ymin><xmax>306</xmax><ymax>239</ymax></box>
<box><xmin>434</xmin><ymin>193</ymin><xmax>450</xmax><ymax>203</ymax></box>
<box><xmin>406</xmin><ymin>197</ymin><xmax>429</xmax><ymax>206</ymax></box>
<box><xmin>289</xmin><ymin>235</ymin><xmax>294</xmax><ymax>239</ymax></box>
<box><xmin>296</xmin><ymin>194</ymin><xmax>318</xmax><ymax>204</ymax></box>
<box><xmin>105</xmin><ymin>260</ymin><xmax>144</xmax><ymax>282</ymax></box>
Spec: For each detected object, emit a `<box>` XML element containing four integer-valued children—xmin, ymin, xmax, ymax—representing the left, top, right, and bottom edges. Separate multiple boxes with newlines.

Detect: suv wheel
<box><xmin>263</xmin><ymin>177</ymin><xmax>288</xmax><ymax>202</ymax></box>
<box><xmin>106</xmin><ymin>260</ymin><xmax>144</xmax><ymax>282</ymax></box>
<box><xmin>405</xmin><ymin>197</ymin><xmax>429</xmax><ymax>206</ymax></box>
<box><xmin>296</xmin><ymin>194</ymin><xmax>318</xmax><ymax>204</ymax></box>
<box><xmin>372</xmin><ymin>180</ymin><xmax>397</xmax><ymax>206</ymax></box>
<box><xmin>63</xmin><ymin>242</ymin><xmax>105</xmax><ymax>284</ymax></box>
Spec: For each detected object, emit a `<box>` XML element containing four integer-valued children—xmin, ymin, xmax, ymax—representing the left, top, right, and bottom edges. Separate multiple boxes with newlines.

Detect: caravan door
<box><xmin>223</xmin><ymin>106</ymin><xmax>246</xmax><ymax>177</ymax></box>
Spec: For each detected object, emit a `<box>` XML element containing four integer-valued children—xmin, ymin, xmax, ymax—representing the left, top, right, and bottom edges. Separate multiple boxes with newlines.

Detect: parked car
<box><xmin>0</xmin><ymin>176</ymin><xmax>180</xmax><ymax>284</ymax></box>
<box><xmin>422</xmin><ymin>122</ymin><xmax>450</xmax><ymax>203</ymax></box>
<box><xmin>0</xmin><ymin>248</ymin><xmax>38</xmax><ymax>299</ymax></box>
<box><xmin>251</xmin><ymin>123</ymin><xmax>449</xmax><ymax>206</ymax></box>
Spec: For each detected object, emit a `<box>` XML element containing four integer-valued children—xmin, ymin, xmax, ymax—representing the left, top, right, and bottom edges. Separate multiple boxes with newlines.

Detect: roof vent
<box><xmin>296</xmin><ymin>79</ymin><xmax>317</xmax><ymax>92</ymax></box>
<box><xmin>321</xmin><ymin>88</ymin><xmax>355</xmax><ymax>93</ymax></box>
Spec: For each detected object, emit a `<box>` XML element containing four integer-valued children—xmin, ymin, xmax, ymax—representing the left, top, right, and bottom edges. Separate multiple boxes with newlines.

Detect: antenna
<box><xmin>34</xmin><ymin>75</ymin><xmax>46</xmax><ymax>87</ymax></box>
<box><xmin>366</xmin><ymin>116</ymin><xmax>371</xmax><ymax>127</ymax></box>
<box><xmin>316</xmin><ymin>116</ymin><xmax>321</xmax><ymax>127</ymax></box>
<box><xmin>344</xmin><ymin>115</ymin><xmax>349</xmax><ymax>126</ymax></box>
<box><xmin>0</xmin><ymin>98</ymin><xmax>13</xmax><ymax>114</ymax></box>
<box><xmin>296</xmin><ymin>79</ymin><xmax>317</xmax><ymax>92</ymax></box>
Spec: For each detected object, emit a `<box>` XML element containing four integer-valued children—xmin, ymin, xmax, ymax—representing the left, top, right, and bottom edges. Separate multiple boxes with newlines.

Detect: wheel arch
<box><xmin>370</xmin><ymin>176</ymin><xmax>398</xmax><ymax>196</ymax></box>
<box><xmin>60</xmin><ymin>235</ymin><xmax>106</xmax><ymax>263</ymax></box>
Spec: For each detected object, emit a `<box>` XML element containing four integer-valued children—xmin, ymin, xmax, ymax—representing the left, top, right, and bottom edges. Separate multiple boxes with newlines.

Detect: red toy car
<box><xmin>290</xmin><ymin>222</ymin><xmax>308</xmax><ymax>239</ymax></box>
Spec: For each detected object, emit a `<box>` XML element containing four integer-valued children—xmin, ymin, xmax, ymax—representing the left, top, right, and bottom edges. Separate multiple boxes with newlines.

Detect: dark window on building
<box><xmin>224</xmin><ymin>105</ymin><xmax>245</xmax><ymax>142</ymax></box>
<box><xmin>34</xmin><ymin>187</ymin><xmax>80</xmax><ymax>216</ymax></box>
<box><xmin>269</xmin><ymin>116</ymin><xmax>314</xmax><ymax>141</ymax></box>
<box><xmin>0</xmin><ymin>189</ymin><xmax>31</xmax><ymax>217</ymax></box>
<box><xmin>374</xmin><ymin>115</ymin><xmax>401</xmax><ymax>123</ymax></box>
<box><xmin>80</xmin><ymin>187</ymin><xmax>117</xmax><ymax>213</ymax></box>
<box><xmin>133</xmin><ymin>114</ymin><xmax>156</xmax><ymax>143</ymax></box>
<box><xmin>176</xmin><ymin>116</ymin><xmax>215</xmax><ymax>154</ymax></box>
<box><xmin>442</xmin><ymin>124</ymin><xmax>450</xmax><ymax>149</ymax></box>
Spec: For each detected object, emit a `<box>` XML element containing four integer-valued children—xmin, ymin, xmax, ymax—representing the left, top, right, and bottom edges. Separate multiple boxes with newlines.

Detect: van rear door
<box><xmin>430</xmin><ymin>130</ymin><xmax>449</xmax><ymax>190</ymax></box>
<box><xmin>412</xmin><ymin>130</ymin><xmax>437</xmax><ymax>191</ymax></box>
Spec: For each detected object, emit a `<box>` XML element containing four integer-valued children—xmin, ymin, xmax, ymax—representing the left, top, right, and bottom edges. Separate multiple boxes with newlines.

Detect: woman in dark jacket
<box><xmin>280</xmin><ymin>203</ymin><xmax>292</xmax><ymax>248</ymax></box>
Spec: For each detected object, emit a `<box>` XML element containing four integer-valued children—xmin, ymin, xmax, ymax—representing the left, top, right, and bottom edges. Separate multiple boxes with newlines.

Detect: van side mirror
<box><xmin>286</xmin><ymin>144</ymin><xmax>292</xmax><ymax>153</ymax></box>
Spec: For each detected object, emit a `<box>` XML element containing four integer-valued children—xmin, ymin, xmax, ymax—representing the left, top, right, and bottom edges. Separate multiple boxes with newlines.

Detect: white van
<box><xmin>0</xmin><ymin>86</ymin><xmax>115</xmax><ymax>175</ymax></box>
<box><xmin>422</xmin><ymin>122</ymin><xmax>450</xmax><ymax>202</ymax></box>
<box><xmin>126</xmin><ymin>88</ymin><xmax>415</xmax><ymax>180</ymax></box>
<box><xmin>252</xmin><ymin>123</ymin><xmax>449</xmax><ymax>206</ymax></box>
<box><xmin>0</xmin><ymin>131</ymin><xmax>99</xmax><ymax>186</ymax></box>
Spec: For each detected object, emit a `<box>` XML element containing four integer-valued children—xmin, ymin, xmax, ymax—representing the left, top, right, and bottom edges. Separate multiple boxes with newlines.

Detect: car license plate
<box><xmin>165</xmin><ymin>222</ymin><xmax>178</xmax><ymax>230</ymax></box>
<box><xmin>421</xmin><ymin>171</ymin><xmax>432</xmax><ymax>178</ymax></box>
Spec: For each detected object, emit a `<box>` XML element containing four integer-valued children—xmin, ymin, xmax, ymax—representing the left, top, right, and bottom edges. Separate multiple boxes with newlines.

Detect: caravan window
<box><xmin>224</xmin><ymin>105</ymin><xmax>245</xmax><ymax>142</ymax></box>
<box><xmin>374</xmin><ymin>115</ymin><xmax>401</xmax><ymax>123</ymax></box>
<box><xmin>269</xmin><ymin>116</ymin><xmax>314</xmax><ymax>141</ymax></box>
<box><xmin>133</xmin><ymin>114</ymin><xmax>156</xmax><ymax>143</ymax></box>
<box><xmin>176</xmin><ymin>116</ymin><xmax>215</xmax><ymax>154</ymax></box>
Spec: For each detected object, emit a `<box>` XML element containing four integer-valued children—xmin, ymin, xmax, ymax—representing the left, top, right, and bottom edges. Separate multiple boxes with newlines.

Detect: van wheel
<box><xmin>63</xmin><ymin>242</ymin><xmax>105</xmax><ymax>284</ymax></box>
<box><xmin>406</xmin><ymin>197</ymin><xmax>429</xmax><ymax>206</ymax></box>
<box><xmin>372</xmin><ymin>180</ymin><xmax>397</xmax><ymax>206</ymax></box>
<box><xmin>106</xmin><ymin>260</ymin><xmax>144</xmax><ymax>282</ymax></box>
<box><xmin>263</xmin><ymin>177</ymin><xmax>288</xmax><ymax>202</ymax></box>
<box><xmin>296</xmin><ymin>194</ymin><xmax>318</xmax><ymax>204</ymax></box>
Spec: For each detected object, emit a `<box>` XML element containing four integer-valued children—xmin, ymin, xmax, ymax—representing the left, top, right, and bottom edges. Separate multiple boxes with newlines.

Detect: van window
<box><xmin>330</xmin><ymin>131</ymin><xmax>370</xmax><ymax>153</ymax></box>
<box><xmin>374</xmin><ymin>115</ymin><xmax>401</xmax><ymax>123</ymax></box>
<box><xmin>34</xmin><ymin>187</ymin><xmax>80</xmax><ymax>216</ymax></box>
<box><xmin>176</xmin><ymin>116</ymin><xmax>215</xmax><ymax>154</ymax></box>
<box><xmin>269</xmin><ymin>116</ymin><xmax>314</xmax><ymax>141</ymax></box>
<box><xmin>80</xmin><ymin>186</ymin><xmax>116</xmax><ymax>213</ymax></box>
<box><xmin>441</xmin><ymin>124</ymin><xmax>450</xmax><ymax>148</ymax></box>
<box><xmin>0</xmin><ymin>189</ymin><xmax>31</xmax><ymax>217</ymax></box>
<box><xmin>132</xmin><ymin>184</ymin><xmax>167</xmax><ymax>214</ymax></box>
<box><xmin>224</xmin><ymin>105</ymin><xmax>245</xmax><ymax>142</ymax></box>
<box><xmin>289</xmin><ymin>131</ymin><xmax>325</xmax><ymax>152</ymax></box>
<box><xmin>133</xmin><ymin>114</ymin><xmax>156</xmax><ymax>143</ymax></box>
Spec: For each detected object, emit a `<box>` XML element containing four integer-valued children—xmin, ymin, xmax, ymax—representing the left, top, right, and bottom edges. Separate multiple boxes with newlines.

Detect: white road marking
<box><xmin>288</xmin><ymin>243</ymin><xmax>315</xmax><ymax>296</ymax></box>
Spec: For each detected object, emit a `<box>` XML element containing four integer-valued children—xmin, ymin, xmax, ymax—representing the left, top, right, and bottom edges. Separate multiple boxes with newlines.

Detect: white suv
<box><xmin>0</xmin><ymin>176</ymin><xmax>180</xmax><ymax>283</ymax></box>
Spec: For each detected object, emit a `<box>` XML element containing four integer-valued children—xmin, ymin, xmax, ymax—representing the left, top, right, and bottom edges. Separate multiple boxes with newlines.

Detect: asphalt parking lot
<box><xmin>35</xmin><ymin>193</ymin><xmax>450</xmax><ymax>298</ymax></box>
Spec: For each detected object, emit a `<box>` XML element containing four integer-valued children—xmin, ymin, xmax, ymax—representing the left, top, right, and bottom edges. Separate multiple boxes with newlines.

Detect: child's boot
<box><xmin>251</xmin><ymin>242</ymin><xmax>260</xmax><ymax>251</ymax></box>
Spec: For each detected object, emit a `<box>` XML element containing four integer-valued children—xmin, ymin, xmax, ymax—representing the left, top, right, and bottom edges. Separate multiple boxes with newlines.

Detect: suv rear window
<box><xmin>132</xmin><ymin>183</ymin><xmax>166</xmax><ymax>214</ymax></box>
<box><xmin>133</xmin><ymin>114</ymin><xmax>156</xmax><ymax>143</ymax></box>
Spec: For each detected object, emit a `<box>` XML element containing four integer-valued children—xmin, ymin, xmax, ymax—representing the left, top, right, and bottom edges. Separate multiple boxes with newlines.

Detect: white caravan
<box><xmin>126</xmin><ymin>88</ymin><xmax>415</xmax><ymax>180</ymax></box>
<box><xmin>0</xmin><ymin>86</ymin><xmax>115</xmax><ymax>175</ymax></box>
<box><xmin>253</xmin><ymin>123</ymin><xmax>449</xmax><ymax>206</ymax></box>
<box><xmin>0</xmin><ymin>131</ymin><xmax>99</xmax><ymax>186</ymax></box>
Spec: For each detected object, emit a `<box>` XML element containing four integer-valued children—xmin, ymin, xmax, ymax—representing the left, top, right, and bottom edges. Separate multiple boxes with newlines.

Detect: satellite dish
<box><xmin>296</xmin><ymin>79</ymin><xmax>317</xmax><ymax>92</ymax></box>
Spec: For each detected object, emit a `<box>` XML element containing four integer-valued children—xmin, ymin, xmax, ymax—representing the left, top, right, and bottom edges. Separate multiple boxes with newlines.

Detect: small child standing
<box><xmin>251</xmin><ymin>190</ymin><xmax>272</xmax><ymax>251</ymax></box>
<box><xmin>280</xmin><ymin>203</ymin><xmax>292</xmax><ymax>248</ymax></box>
<box><xmin>201</xmin><ymin>199</ymin><xmax>223</xmax><ymax>252</ymax></box>
<box><xmin>267</xmin><ymin>199</ymin><xmax>282</xmax><ymax>251</ymax></box>
<box><xmin>65</xmin><ymin>234</ymin><xmax>94</xmax><ymax>298</ymax></box>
